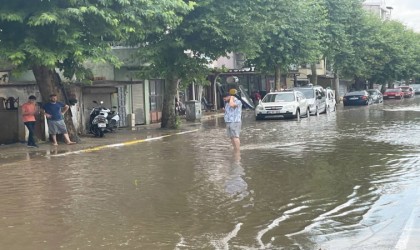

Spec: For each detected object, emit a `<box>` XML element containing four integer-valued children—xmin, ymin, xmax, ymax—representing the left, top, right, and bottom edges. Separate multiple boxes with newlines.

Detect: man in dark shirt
<box><xmin>42</xmin><ymin>94</ymin><xmax>76</xmax><ymax>146</ymax></box>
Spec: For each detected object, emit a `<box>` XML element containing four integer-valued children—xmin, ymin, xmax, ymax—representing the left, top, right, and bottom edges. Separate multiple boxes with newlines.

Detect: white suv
<box><xmin>294</xmin><ymin>86</ymin><xmax>327</xmax><ymax>115</ymax></box>
<box><xmin>255</xmin><ymin>90</ymin><xmax>309</xmax><ymax>120</ymax></box>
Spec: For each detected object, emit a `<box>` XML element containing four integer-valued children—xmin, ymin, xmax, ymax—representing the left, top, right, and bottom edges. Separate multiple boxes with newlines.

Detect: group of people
<box><xmin>21</xmin><ymin>94</ymin><xmax>76</xmax><ymax>148</ymax></box>
<box><xmin>22</xmin><ymin>90</ymin><xmax>241</xmax><ymax>152</ymax></box>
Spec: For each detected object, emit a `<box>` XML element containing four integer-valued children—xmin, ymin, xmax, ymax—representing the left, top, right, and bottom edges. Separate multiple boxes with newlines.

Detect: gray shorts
<box><xmin>226</xmin><ymin>122</ymin><xmax>241</xmax><ymax>138</ymax></box>
<box><xmin>47</xmin><ymin>119</ymin><xmax>68</xmax><ymax>135</ymax></box>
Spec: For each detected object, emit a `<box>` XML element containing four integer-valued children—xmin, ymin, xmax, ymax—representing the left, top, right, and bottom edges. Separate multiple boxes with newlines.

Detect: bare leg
<box><xmin>233</xmin><ymin>149</ymin><xmax>241</xmax><ymax>163</ymax></box>
<box><xmin>51</xmin><ymin>135</ymin><xmax>58</xmax><ymax>146</ymax></box>
<box><xmin>64</xmin><ymin>133</ymin><xmax>76</xmax><ymax>144</ymax></box>
<box><xmin>231</xmin><ymin>137</ymin><xmax>240</xmax><ymax>151</ymax></box>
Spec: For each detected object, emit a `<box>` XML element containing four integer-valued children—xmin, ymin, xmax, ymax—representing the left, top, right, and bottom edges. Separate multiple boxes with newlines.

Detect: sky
<box><xmin>386</xmin><ymin>0</ymin><xmax>420</xmax><ymax>32</ymax></box>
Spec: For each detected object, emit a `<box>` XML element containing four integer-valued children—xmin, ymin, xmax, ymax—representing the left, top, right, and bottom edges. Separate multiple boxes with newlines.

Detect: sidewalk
<box><xmin>0</xmin><ymin>111</ymin><xmax>224</xmax><ymax>164</ymax></box>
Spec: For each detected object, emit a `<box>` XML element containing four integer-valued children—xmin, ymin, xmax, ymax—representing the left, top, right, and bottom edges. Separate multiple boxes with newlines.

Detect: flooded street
<box><xmin>2</xmin><ymin>98</ymin><xmax>420</xmax><ymax>249</ymax></box>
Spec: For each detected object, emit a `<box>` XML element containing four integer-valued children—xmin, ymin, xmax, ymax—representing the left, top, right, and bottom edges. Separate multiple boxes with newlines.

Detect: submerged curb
<box><xmin>50</xmin><ymin>129</ymin><xmax>199</xmax><ymax>157</ymax></box>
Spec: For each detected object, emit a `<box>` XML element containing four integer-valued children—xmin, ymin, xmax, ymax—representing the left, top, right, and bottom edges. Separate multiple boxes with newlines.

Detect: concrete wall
<box><xmin>211</xmin><ymin>53</ymin><xmax>236</xmax><ymax>69</ymax></box>
<box><xmin>84</xmin><ymin>61</ymin><xmax>115</xmax><ymax>81</ymax></box>
<box><xmin>0</xmin><ymin>110</ymin><xmax>21</xmax><ymax>144</ymax></box>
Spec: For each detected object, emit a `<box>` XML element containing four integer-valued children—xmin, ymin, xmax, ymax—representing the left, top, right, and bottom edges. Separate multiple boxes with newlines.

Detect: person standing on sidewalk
<box><xmin>42</xmin><ymin>94</ymin><xmax>76</xmax><ymax>146</ymax></box>
<box><xmin>21</xmin><ymin>95</ymin><xmax>39</xmax><ymax>148</ymax></box>
<box><xmin>223</xmin><ymin>90</ymin><xmax>242</xmax><ymax>152</ymax></box>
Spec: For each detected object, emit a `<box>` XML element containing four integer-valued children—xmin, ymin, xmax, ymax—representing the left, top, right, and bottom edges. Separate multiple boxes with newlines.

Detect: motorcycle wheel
<box><xmin>93</xmin><ymin>126</ymin><xmax>103</xmax><ymax>137</ymax></box>
<box><xmin>108</xmin><ymin>120</ymin><xmax>117</xmax><ymax>132</ymax></box>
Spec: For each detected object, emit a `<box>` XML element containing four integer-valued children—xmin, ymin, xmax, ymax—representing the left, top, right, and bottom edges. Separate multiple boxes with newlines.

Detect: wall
<box><xmin>0</xmin><ymin>110</ymin><xmax>21</xmax><ymax>144</ymax></box>
<box><xmin>84</xmin><ymin>61</ymin><xmax>115</xmax><ymax>81</ymax></box>
<box><xmin>0</xmin><ymin>83</ymin><xmax>41</xmax><ymax>104</ymax></box>
<box><xmin>211</xmin><ymin>52</ymin><xmax>236</xmax><ymax>69</ymax></box>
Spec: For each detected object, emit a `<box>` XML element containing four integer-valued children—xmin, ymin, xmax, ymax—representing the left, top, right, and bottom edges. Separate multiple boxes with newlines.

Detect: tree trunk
<box><xmin>32</xmin><ymin>65</ymin><xmax>80</xmax><ymax>142</ymax></box>
<box><xmin>161</xmin><ymin>75</ymin><xmax>179</xmax><ymax>129</ymax></box>
<box><xmin>334</xmin><ymin>71</ymin><xmax>340</xmax><ymax>103</ymax></box>
<box><xmin>310</xmin><ymin>63</ymin><xmax>318</xmax><ymax>85</ymax></box>
<box><xmin>275</xmin><ymin>64</ymin><xmax>281</xmax><ymax>91</ymax></box>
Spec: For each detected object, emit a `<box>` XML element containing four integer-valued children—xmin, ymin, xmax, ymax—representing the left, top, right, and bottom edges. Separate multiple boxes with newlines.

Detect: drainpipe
<box><xmin>192</xmin><ymin>81</ymin><xmax>196</xmax><ymax>100</ymax></box>
<box><xmin>213</xmin><ymin>72</ymin><xmax>221</xmax><ymax>110</ymax></box>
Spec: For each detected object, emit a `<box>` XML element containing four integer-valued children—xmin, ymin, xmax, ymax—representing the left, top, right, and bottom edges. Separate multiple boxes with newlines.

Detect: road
<box><xmin>1</xmin><ymin>97</ymin><xmax>420</xmax><ymax>249</ymax></box>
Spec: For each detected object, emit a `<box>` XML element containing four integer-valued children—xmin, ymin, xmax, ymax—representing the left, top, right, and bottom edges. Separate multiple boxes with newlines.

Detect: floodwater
<box><xmin>2</xmin><ymin>98</ymin><xmax>420</xmax><ymax>249</ymax></box>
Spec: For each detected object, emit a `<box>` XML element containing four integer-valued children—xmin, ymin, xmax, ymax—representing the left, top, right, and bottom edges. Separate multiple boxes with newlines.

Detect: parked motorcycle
<box><xmin>105</xmin><ymin>106</ymin><xmax>120</xmax><ymax>132</ymax></box>
<box><xmin>89</xmin><ymin>101</ymin><xmax>120</xmax><ymax>137</ymax></box>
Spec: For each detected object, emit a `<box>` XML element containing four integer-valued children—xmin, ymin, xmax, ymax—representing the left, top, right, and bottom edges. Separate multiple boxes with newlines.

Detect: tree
<box><xmin>0</xmin><ymin>0</ymin><xmax>191</xmax><ymax>138</ymax></box>
<box><xmin>247</xmin><ymin>0</ymin><xmax>327</xmax><ymax>90</ymax></box>
<box><xmin>320</xmin><ymin>0</ymin><xmax>366</xmax><ymax>99</ymax></box>
<box><xmin>135</xmin><ymin>0</ymin><xmax>264</xmax><ymax>128</ymax></box>
<box><xmin>337</xmin><ymin>10</ymin><xmax>420</xmax><ymax>88</ymax></box>
<box><xmin>367</xmin><ymin>20</ymin><xmax>420</xmax><ymax>86</ymax></box>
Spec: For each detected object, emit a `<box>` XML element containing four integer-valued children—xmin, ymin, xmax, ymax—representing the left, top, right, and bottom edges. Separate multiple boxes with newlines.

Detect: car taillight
<box><xmin>362</xmin><ymin>96</ymin><xmax>367</xmax><ymax>100</ymax></box>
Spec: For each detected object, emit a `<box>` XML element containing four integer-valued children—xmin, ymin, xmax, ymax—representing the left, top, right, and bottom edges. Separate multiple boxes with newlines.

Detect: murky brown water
<box><xmin>2</xmin><ymin>98</ymin><xmax>420</xmax><ymax>249</ymax></box>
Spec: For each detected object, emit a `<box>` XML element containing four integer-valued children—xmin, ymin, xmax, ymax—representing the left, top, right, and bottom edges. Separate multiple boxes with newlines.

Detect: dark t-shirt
<box><xmin>43</xmin><ymin>102</ymin><xmax>65</xmax><ymax>121</ymax></box>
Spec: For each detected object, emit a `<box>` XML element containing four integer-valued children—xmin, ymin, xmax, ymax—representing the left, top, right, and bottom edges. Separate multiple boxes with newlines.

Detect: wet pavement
<box><xmin>1</xmin><ymin>100</ymin><xmax>420</xmax><ymax>249</ymax></box>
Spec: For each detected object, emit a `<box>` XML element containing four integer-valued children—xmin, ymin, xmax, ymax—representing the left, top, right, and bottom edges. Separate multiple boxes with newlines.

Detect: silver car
<box><xmin>367</xmin><ymin>89</ymin><xmax>383</xmax><ymax>103</ymax></box>
<box><xmin>255</xmin><ymin>90</ymin><xmax>309</xmax><ymax>120</ymax></box>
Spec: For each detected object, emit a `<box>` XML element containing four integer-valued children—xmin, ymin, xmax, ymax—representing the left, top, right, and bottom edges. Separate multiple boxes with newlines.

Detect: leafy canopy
<box><xmin>0</xmin><ymin>0</ymin><xmax>192</xmax><ymax>79</ymax></box>
<box><xmin>246</xmin><ymin>0</ymin><xmax>328</xmax><ymax>73</ymax></box>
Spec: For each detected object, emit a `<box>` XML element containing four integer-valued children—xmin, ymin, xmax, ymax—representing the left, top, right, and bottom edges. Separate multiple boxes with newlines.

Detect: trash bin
<box><xmin>185</xmin><ymin>100</ymin><xmax>202</xmax><ymax>121</ymax></box>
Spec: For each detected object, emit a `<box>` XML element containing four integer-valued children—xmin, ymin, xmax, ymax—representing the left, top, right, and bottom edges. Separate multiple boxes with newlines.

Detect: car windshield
<box><xmin>385</xmin><ymin>89</ymin><xmax>400</xmax><ymax>92</ymax></box>
<box><xmin>263</xmin><ymin>92</ymin><xmax>295</xmax><ymax>102</ymax></box>
<box><xmin>295</xmin><ymin>88</ymin><xmax>314</xmax><ymax>98</ymax></box>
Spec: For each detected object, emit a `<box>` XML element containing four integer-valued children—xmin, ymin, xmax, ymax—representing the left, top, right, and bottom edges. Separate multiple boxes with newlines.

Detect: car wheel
<box><xmin>295</xmin><ymin>109</ymin><xmax>300</xmax><ymax>121</ymax></box>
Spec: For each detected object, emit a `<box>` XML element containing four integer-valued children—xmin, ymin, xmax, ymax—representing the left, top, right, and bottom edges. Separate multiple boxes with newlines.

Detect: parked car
<box><xmin>325</xmin><ymin>88</ymin><xmax>337</xmax><ymax>112</ymax></box>
<box><xmin>255</xmin><ymin>90</ymin><xmax>309</xmax><ymax>120</ymax></box>
<box><xmin>400</xmin><ymin>86</ymin><xmax>414</xmax><ymax>98</ymax></box>
<box><xmin>409</xmin><ymin>84</ymin><xmax>420</xmax><ymax>94</ymax></box>
<box><xmin>367</xmin><ymin>89</ymin><xmax>383</xmax><ymax>103</ymax></box>
<box><xmin>343</xmin><ymin>90</ymin><xmax>373</xmax><ymax>106</ymax></box>
<box><xmin>293</xmin><ymin>86</ymin><xmax>326</xmax><ymax>115</ymax></box>
<box><xmin>383</xmin><ymin>88</ymin><xmax>404</xmax><ymax>99</ymax></box>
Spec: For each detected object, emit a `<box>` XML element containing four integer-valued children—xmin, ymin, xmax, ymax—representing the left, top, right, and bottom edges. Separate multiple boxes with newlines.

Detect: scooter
<box><xmin>89</xmin><ymin>101</ymin><xmax>119</xmax><ymax>137</ymax></box>
<box><xmin>105</xmin><ymin>107</ymin><xmax>120</xmax><ymax>132</ymax></box>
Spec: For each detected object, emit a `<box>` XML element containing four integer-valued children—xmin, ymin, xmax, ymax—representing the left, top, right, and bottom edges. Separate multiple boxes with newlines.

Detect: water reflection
<box><xmin>2</xmin><ymin>99</ymin><xmax>420</xmax><ymax>249</ymax></box>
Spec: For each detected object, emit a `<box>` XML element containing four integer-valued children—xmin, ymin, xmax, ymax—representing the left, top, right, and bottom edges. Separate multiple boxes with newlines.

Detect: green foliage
<box><xmin>135</xmin><ymin>0</ymin><xmax>263</xmax><ymax>83</ymax></box>
<box><xmin>247</xmin><ymin>0</ymin><xmax>328</xmax><ymax>73</ymax></box>
<box><xmin>0</xmin><ymin>0</ymin><xmax>191</xmax><ymax>80</ymax></box>
<box><xmin>175</xmin><ymin>115</ymin><xmax>182</xmax><ymax>129</ymax></box>
<box><xmin>322</xmin><ymin>0</ymin><xmax>419</xmax><ymax>85</ymax></box>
